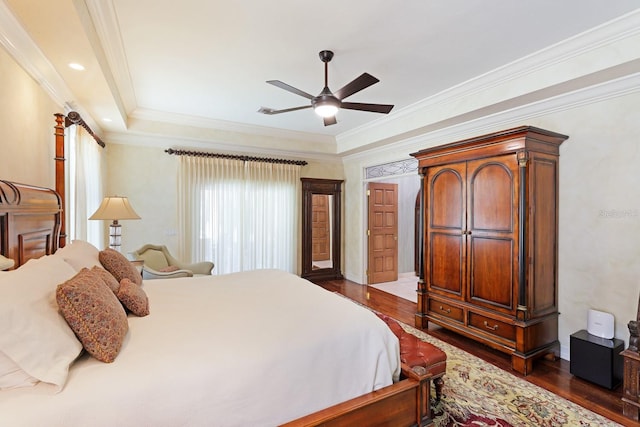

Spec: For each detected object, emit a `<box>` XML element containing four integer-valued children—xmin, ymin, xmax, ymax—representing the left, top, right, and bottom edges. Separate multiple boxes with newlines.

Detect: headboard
<box><xmin>0</xmin><ymin>180</ymin><xmax>61</xmax><ymax>269</ymax></box>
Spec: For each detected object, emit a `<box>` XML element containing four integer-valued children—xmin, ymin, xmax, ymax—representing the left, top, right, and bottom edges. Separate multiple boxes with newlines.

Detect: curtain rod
<box><xmin>64</xmin><ymin>111</ymin><xmax>105</xmax><ymax>148</ymax></box>
<box><xmin>165</xmin><ymin>148</ymin><xmax>308</xmax><ymax>166</ymax></box>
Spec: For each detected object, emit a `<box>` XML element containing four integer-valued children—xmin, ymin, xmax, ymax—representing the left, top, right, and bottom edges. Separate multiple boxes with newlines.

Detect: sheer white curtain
<box><xmin>178</xmin><ymin>156</ymin><xmax>301</xmax><ymax>274</ymax></box>
<box><xmin>67</xmin><ymin>125</ymin><xmax>105</xmax><ymax>247</ymax></box>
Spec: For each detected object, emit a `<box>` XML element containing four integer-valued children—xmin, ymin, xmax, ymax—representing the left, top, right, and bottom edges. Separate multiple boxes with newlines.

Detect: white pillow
<box><xmin>0</xmin><ymin>350</ymin><xmax>37</xmax><ymax>390</ymax></box>
<box><xmin>0</xmin><ymin>255</ymin><xmax>83</xmax><ymax>390</ymax></box>
<box><xmin>53</xmin><ymin>240</ymin><xmax>102</xmax><ymax>271</ymax></box>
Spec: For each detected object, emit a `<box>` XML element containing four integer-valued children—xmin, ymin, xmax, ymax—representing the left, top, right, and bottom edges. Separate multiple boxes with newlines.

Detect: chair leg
<box><xmin>434</xmin><ymin>376</ymin><xmax>444</xmax><ymax>401</ymax></box>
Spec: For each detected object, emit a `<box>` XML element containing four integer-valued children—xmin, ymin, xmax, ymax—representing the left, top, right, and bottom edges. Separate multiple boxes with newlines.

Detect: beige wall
<box><xmin>342</xmin><ymin>91</ymin><xmax>640</xmax><ymax>358</ymax></box>
<box><xmin>103</xmin><ymin>144</ymin><xmax>179</xmax><ymax>256</ymax></box>
<box><xmin>0</xmin><ymin>48</ymin><xmax>59</xmax><ymax>187</ymax></box>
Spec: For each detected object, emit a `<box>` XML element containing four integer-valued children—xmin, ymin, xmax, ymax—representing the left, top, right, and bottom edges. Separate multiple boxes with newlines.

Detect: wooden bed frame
<box><xmin>0</xmin><ymin>180</ymin><xmax>61</xmax><ymax>267</ymax></box>
<box><xmin>0</xmin><ymin>113</ymin><xmax>438</xmax><ymax>426</ymax></box>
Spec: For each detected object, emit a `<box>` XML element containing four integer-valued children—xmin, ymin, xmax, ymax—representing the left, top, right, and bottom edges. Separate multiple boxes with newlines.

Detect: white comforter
<box><xmin>0</xmin><ymin>269</ymin><xmax>400</xmax><ymax>426</ymax></box>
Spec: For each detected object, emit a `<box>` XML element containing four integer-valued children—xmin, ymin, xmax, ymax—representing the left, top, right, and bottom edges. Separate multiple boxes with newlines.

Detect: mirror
<box><xmin>301</xmin><ymin>178</ymin><xmax>343</xmax><ymax>281</ymax></box>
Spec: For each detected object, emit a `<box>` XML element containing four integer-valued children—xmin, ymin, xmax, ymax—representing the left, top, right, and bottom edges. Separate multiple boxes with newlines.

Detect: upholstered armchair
<box><xmin>131</xmin><ymin>244</ymin><xmax>214</xmax><ymax>280</ymax></box>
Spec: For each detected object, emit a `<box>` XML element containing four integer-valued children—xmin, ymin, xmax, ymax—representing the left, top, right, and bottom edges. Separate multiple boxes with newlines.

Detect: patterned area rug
<box><xmin>394</xmin><ymin>321</ymin><xmax>622</xmax><ymax>427</ymax></box>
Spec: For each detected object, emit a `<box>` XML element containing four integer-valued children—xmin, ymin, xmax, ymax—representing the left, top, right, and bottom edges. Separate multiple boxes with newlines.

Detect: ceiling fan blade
<box><xmin>258</xmin><ymin>105</ymin><xmax>311</xmax><ymax>115</ymax></box>
<box><xmin>333</xmin><ymin>73</ymin><xmax>379</xmax><ymax>100</ymax></box>
<box><xmin>266</xmin><ymin>80</ymin><xmax>314</xmax><ymax>100</ymax></box>
<box><xmin>323</xmin><ymin>116</ymin><xmax>337</xmax><ymax>126</ymax></box>
<box><xmin>340</xmin><ymin>102</ymin><xmax>394</xmax><ymax>114</ymax></box>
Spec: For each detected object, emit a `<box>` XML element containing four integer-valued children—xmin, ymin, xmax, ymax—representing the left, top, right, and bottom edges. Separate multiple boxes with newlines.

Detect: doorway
<box><xmin>367</xmin><ymin>182</ymin><xmax>398</xmax><ymax>284</ymax></box>
<box><xmin>366</xmin><ymin>173</ymin><xmax>420</xmax><ymax>300</ymax></box>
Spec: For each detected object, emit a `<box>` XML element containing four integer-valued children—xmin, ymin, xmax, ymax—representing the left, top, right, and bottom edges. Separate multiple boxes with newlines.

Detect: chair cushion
<box><xmin>138</xmin><ymin>250</ymin><xmax>169</xmax><ymax>270</ymax></box>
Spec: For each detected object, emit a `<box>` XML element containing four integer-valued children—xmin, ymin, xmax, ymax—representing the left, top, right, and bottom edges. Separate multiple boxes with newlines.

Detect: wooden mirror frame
<box><xmin>301</xmin><ymin>178</ymin><xmax>344</xmax><ymax>281</ymax></box>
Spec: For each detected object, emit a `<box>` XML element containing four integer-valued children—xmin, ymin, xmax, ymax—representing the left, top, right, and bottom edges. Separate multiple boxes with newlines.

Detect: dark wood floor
<box><xmin>316</xmin><ymin>278</ymin><xmax>635</xmax><ymax>427</ymax></box>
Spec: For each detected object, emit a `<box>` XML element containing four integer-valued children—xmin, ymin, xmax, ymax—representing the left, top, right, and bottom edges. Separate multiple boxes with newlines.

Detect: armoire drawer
<box><xmin>428</xmin><ymin>298</ymin><xmax>464</xmax><ymax>323</ymax></box>
<box><xmin>468</xmin><ymin>312</ymin><xmax>516</xmax><ymax>342</ymax></box>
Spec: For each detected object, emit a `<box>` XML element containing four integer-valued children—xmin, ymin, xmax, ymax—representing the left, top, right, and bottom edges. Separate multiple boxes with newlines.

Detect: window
<box><xmin>66</xmin><ymin>125</ymin><xmax>104</xmax><ymax>247</ymax></box>
<box><xmin>178</xmin><ymin>156</ymin><xmax>300</xmax><ymax>274</ymax></box>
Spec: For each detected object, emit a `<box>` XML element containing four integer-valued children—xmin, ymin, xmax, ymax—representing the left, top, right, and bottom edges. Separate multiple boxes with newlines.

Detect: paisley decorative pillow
<box><xmin>91</xmin><ymin>265</ymin><xmax>120</xmax><ymax>293</ymax></box>
<box><xmin>99</xmin><ymin>248</ymin><xmax>142</xmax><ymax>286</ymax></box>
<box><xmin>117</xmin><ymin>278</ymin><xmax>150</xmax><ymax>317</ymax></box>
<box><xmin>56</xmin><ymin>269</ymin><xmax>128</xmax><ymax>363</ymax></box>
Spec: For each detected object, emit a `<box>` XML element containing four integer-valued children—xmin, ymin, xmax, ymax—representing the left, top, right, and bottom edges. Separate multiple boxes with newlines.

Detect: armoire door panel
<box><xmin>469</xmin><ymin>236</ymin><xmax>514</xmax><ymax>311</ymax></box>
<box><xmin>428</xmin><ymin>165</ymin><xmax>465</xmax><ymax>230</ymax></box>
<box><xmin>468</xmin><ymin>156</ymin><xmax>517</xmax><ymax>233</ymax></box>
<box><xmin>429</xmin><ymin>232</ymin><xmax>463</xmax><ymax>296</ymax></box>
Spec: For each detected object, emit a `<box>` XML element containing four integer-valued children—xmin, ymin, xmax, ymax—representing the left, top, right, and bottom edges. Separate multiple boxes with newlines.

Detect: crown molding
<box><xmin>337</xmin><ymin>8</ymin><xmax>640</xmax><ymax>151</ymax></box>
<box><xmin>342</xmin><ymin>70</ymin><xmax>640</xmax><ymax>163</ymax></box>
<box><xmin>0</xmin><ymin>0</ymin><xmax>71</xmax><ymax>107</ymax></box>
<box><xmin>104</xmin><ymin>129</ymin><xmax>342</xmax><ymax>163</ymax></box>
<box><xmin>81</xmin><ymin>0</ymin><xmax>136</xmax><ymax>119</ymax></box>
<box><xmin>130</xmin><ymin>108</ymin><xmax>336</xmax><ymax>145</ymax></box>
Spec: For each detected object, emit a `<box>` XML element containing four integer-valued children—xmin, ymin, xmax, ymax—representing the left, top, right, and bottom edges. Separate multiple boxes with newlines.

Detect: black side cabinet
<box><xmin>570</xmin><ymin>329</ymin><xmax>624</xmax><ymax>389</ymax></box>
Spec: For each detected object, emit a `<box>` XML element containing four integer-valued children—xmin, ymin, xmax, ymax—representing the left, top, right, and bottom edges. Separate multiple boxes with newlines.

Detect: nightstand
<box><xmin>570</xmin><ymin>329</ymin><xmax>623</xmax><ymax>389</ymax></box>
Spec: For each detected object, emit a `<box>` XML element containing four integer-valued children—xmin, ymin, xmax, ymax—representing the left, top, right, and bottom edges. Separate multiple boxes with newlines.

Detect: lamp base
<box><xmin>109</xmin><ymin>222</ymin><xmax>122</xmax><ymax>251</ymax></box>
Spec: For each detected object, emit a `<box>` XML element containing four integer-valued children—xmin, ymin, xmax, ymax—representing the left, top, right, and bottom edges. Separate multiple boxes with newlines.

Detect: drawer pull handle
<box><xmin>439</xmin><ymin>305</ymin><xmax>451</xmax><ymax>314</ymax></box>
<box><xmin>483</xmin><ymin>321</ymin><xmax>499</xmax><ymax>331</ymax></box>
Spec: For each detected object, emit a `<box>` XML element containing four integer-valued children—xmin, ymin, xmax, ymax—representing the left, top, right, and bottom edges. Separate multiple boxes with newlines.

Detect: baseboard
<box><xmin>560</xmin><ymin>344</ymin><xmax>569</xmax><ymax>361</ymax></box>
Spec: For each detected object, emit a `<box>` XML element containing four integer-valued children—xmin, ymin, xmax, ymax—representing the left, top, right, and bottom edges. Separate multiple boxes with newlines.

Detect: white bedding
<box><xmin>0</xmin><ymin>269</ymin><xmax>400</xmax><ymax>426</ymax></box>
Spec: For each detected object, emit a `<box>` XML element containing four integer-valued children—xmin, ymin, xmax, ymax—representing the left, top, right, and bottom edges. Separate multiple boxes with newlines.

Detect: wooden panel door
<box><xmin>426</xmin><ymin>162</ymin><xmax>466</xmax><ymax>298</ymax></box>
<box><xmin>311</xmin><ymin>194</ymin><xmax>330</xmax><ymax>261</ymax></box>
<box><xmin>466</xmin><ymin>154</ymin><xmax>519</xmax><ymax>315</ymax></box>
<box><xmin>368</xmin><ymin>182</ymin><xmax>398</xmax><ymax>284</ymax></box>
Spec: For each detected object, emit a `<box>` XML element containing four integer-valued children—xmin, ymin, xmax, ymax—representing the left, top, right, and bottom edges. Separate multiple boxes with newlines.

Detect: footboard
<box><xmin>281</xmin><ymin>364</ymin><xmax>434</xmax><ymax>427</ymax></box>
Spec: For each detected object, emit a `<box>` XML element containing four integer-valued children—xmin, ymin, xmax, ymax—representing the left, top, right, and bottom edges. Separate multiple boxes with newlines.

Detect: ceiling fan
<box><xmin>258</xmin><ymin>50</ymin><xmax>394</xmax><ymax>126</ymax></box>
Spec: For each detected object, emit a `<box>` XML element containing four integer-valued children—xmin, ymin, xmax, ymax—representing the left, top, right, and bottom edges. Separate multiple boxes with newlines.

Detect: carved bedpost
<box><xmin>54</xmin><ymin>113</ymin><xmax>66</xmax><ymax>248</ymax></box>
<box><xmin>628</xmin><ymin>293</ymin><xmax>640</xmax><ymax>352</ymax></box>
<box><xmin>629</xmin><ymin>321</ymin><xmax>639</xmax><ymax>352</ymax></box>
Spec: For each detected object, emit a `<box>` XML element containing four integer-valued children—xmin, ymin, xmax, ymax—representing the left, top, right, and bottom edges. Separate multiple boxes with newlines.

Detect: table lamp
<box><xmin>89</xmin><ymin>196</ymin><xmax>141</xmax><ymax>251</ymax></box>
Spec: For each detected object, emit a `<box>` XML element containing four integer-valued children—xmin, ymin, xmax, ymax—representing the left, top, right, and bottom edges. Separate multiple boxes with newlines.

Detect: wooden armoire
<box><xmin>411</xmin><ymin>126</ymin><xmax>568</xmax><ymax>375</ymax></box>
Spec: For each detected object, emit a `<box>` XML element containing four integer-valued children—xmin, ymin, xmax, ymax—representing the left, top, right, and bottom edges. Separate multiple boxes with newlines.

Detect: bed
<box><xmin>1</xmin><ymin>176</ymin><xmax>435</xmax><ymax>426</ymax></box>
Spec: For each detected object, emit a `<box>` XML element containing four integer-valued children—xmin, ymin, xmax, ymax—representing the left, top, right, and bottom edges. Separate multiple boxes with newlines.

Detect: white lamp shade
<box><xmin>89</xmin><ymin>196</ymin><xmax>141</xmax><ymax>221</ymax></box>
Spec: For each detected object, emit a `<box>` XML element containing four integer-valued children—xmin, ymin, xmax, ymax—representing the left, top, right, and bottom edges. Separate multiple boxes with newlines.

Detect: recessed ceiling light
<box><xmin>102</xmin><ymin>118</ymin><xmax>112</xmax><ymax>122</ymax></box>
<box><xmin>68</xmin><ymin>63</ymin><xmax>85</xmax><ymax>71</ymax></box>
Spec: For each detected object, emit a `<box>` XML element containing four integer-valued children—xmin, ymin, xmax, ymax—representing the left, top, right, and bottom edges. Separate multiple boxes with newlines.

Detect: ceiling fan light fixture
<box><xmin>314</xmin><ymin>102</ymin><xmax>339</xmax><ymax>118</ymax></box>
<box><xmin>312</xmin><ymin>93</ymin><xmax>340</xmax><ymax>118</ymax></box>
